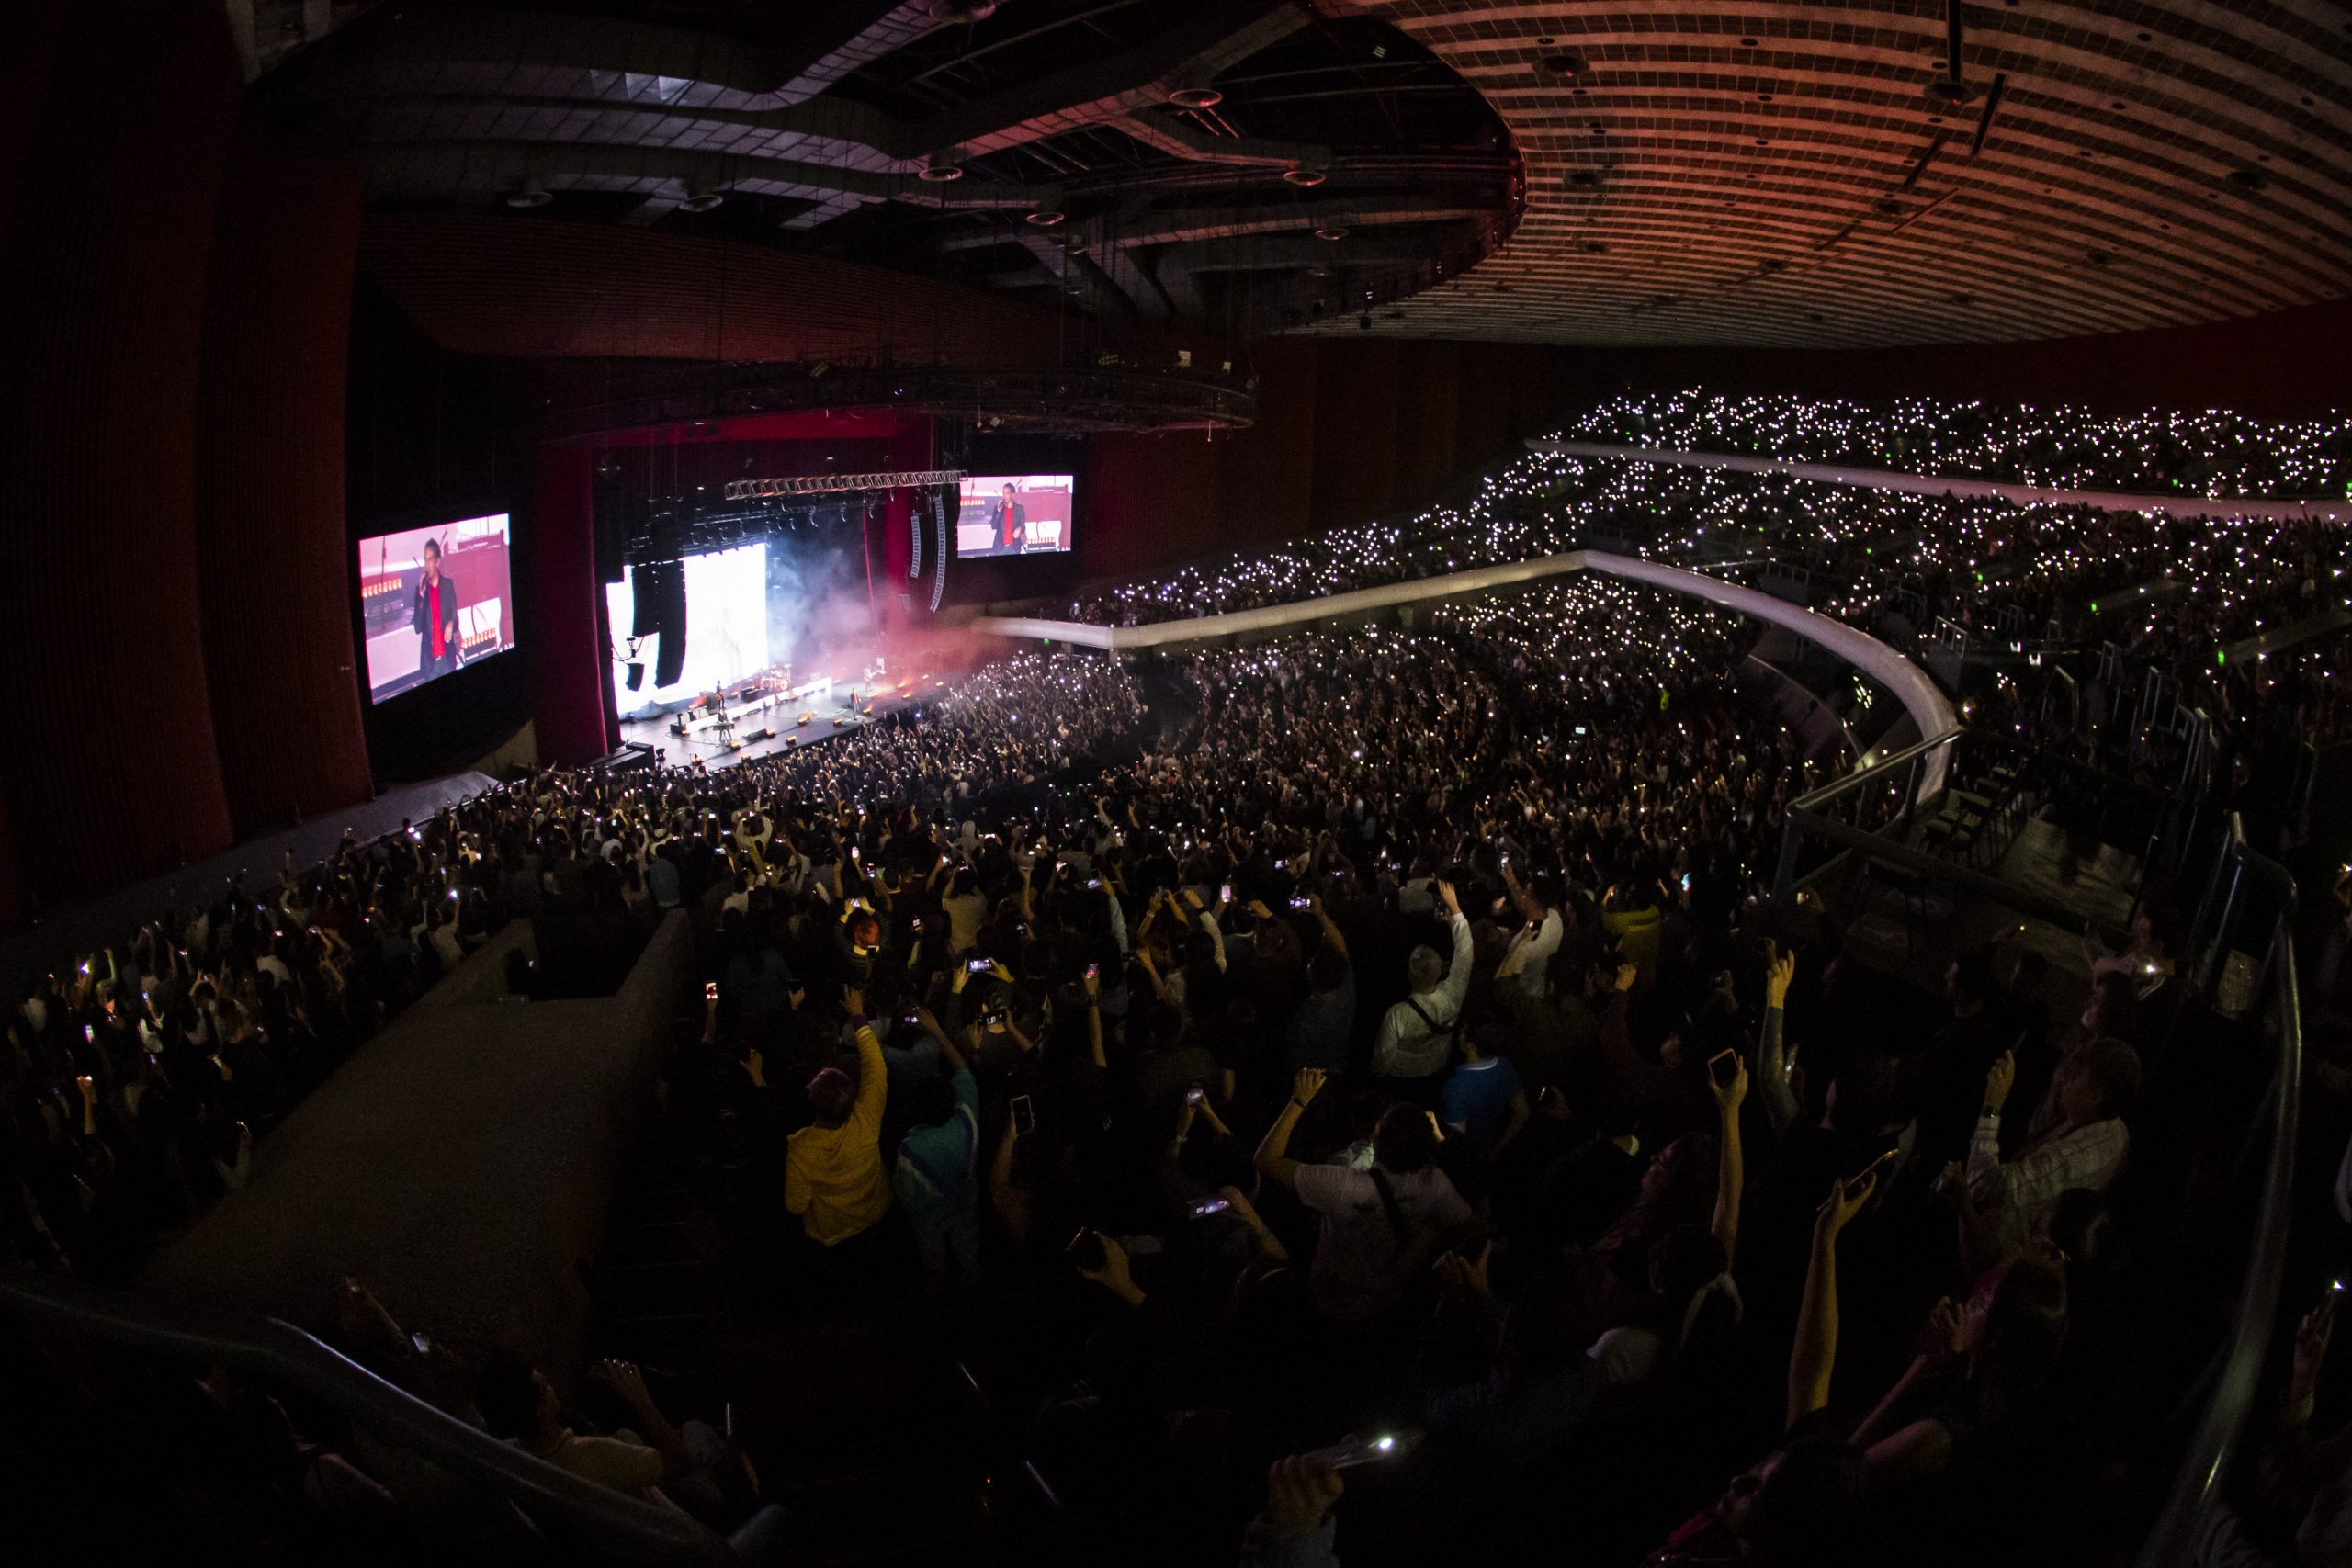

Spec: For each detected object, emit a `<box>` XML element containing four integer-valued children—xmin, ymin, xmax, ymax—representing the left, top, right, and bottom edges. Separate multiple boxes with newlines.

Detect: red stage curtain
<box><xmin>0</xmin><ymin>0</ymin><xmax>240</xmax><ymax>912</ymax></box>
<box><xmin>529</xmin><ymin>442</ymin><xmax>610</xmax><ymax>764</ymax></box>
<box><xmin>196</xmin><ymin>134</ymin><xmax>374</xmax><ymax>838</ymax></box>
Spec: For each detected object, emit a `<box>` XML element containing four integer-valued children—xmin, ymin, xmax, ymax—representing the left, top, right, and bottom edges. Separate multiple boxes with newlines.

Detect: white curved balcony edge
<box><xmin>969</xmin><ymin>548</ymin><xmax>1959</xmax><ymax>798</ymax></box>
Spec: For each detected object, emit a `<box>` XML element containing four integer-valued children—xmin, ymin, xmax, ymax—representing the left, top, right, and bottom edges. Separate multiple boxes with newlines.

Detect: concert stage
<box><xmin>614</xmin><ymin>668</ymin><xmax>940</xmax><ymax>773</ymax></box>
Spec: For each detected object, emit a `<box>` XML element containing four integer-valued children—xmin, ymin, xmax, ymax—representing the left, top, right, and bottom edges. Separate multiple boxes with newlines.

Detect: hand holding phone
<box><xmin>967</xmin><ymin>957</ymin><xmax>994</xmax><ymax>974</ymax></box>
<box><xmin>705</xmin><ymin>981</ymin><xmax>718</xmax><ymax>1003</ymax></box>
<box><xmin>1303</xmin><ymin>1429</ymin><xmax>1425</xmax><ymax>1471</ymax></box>
<box><xmin>1010</xmin><ymin>1094</ymin><xmax>1036</xmax><ymax>1136</ymax></box>
<box><xmin>1064</xmin><ymin>1226</ymin><xmax>1107</xmax><ymax>1274</ymax></box>
<box><xmin>1187</xmin><ymin>1195</ymin><xmax>1232</xmax><ymax>1220</ymax></box>
<box><xmin>1185</xmin><ymin>1080</ymin><xmax>1205</xmax><ymax>1106</ymax></box>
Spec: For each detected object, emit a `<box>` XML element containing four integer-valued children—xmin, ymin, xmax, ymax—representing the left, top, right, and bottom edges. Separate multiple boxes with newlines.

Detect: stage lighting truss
<box><xmin>721</xmin><ymin>468</ymin><xmax>965</xmax><ymax>502</ymax></box>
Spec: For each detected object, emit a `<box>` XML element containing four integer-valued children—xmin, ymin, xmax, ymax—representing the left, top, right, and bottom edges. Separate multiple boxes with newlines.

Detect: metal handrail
<box><xmin>0</xmin><ymin>1268</ymin><xmax>738</xmax><ymax>1568</ymax></box>
<box><xmin>2135</xmin><ymin>818</ymin><xmax>2303</xmax><ymax>1568</ymax></box>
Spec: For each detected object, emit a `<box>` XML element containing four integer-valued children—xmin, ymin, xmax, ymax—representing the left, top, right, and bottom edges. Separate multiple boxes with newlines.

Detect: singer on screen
<box><xmin>991</xmin><ymin>481</ymin><xmax>1026</xmax><ymax>553</ymax></box>
<box><xmin>413</xmin><ymin>538</ymin><xmax>461</xmax><ymax>679</ymax></box>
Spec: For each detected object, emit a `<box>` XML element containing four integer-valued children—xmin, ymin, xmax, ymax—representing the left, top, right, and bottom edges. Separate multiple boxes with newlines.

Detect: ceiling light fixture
<box><xmin>919</xmin><ymin>152</ymin><xmax>965</xmax><ymax>183</ymax></box>
<box><xmin>1167</xmin><ymin>82</ymin><xmax>1224</xmax><ymax>110</ymax></box>
<box><xmin>678</xmin><ymin>188</ymin><xmax>724</xmax><ymax>213</ymax></box>
<box><xmin>1026</xmin><ymin>192</ymin><xmax>1067</xmax><ymax>227</ymax></box>
<box><xmin>1315</xmin><ymin>222</ymin><xmax>1351</xmax><ymax>242</ymax></box>
<box><xmin>1283</xmin><ymin>160</ymin><xmax>1329</xmax><ymax>187</ymax></box>
<box><xmin>505</xmin><ymin>186</ymin><xmax>552</xmax><ymax>209</ymax></box>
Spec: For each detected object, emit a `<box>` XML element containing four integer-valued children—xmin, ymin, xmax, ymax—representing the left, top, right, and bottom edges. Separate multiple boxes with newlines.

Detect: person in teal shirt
<box><xmin>894</xmin><ymin>1026</ymin><xmax>979</xmax><ymax>1295</ymax></box>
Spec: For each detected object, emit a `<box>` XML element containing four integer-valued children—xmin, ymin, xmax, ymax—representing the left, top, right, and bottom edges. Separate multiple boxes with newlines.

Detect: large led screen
<box><xmin>357</xmin><ymin>514</ymin><xmax>515</xmax><ymax>703</ymax></box>
<box><xmin>954</xmin><ymin>474</ymin><xmax>1073</xmax><ymax>558</ymax></box>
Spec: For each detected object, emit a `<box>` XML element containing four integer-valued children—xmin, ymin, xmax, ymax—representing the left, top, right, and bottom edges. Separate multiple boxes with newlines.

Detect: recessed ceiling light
<box><xmin>1315</xmin><ymin>223</ymin><xmax>1350</xmax><ymax>242</ymax></box>
<box><xmin>678</xmin><ymin>189</ymin><xmax>724</xmax><ymax>213</ymax></box>
<box><xmin>1542</xmin><ymin>52</ymin><xmax>1588</xmax><ymax>75</ymax></box>
<box><xmin>505</xmin><ymin>186</ymin><xmax>552</xmax><ymax>209</ymax></box>
<box><xmin>1739</xmin><ymin>37</ymin><xmax>1758</xmax><ymax>47</ymax></box>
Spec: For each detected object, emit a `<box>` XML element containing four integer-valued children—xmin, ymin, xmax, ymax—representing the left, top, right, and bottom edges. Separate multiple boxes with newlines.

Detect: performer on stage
<box><xmin>991</xmin><ymin>481</ymin><xmax>1026</xmax><ymax>553</ymax></box>
<box><xmin>413</xmin><ymin>539</ymin><xmax>460</xmax><ymax>679</ymax></box>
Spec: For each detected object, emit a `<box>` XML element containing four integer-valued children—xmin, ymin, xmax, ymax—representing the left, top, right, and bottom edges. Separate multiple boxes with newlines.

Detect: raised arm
<box><xmin>1788</xmin><ymin>1170</ymin><xmax>1876</xmax><ymax>1430</ymax></box>
<box><xmin>1433</xmin><ymin>882</ymin><xmax>1473</xmax><ymax>1012</ymax></box>
<box><xmin>989</xmin><ymin>1119</ymin><xmax>1028</xmax><ymax>1245</ymax></box>
<box><xmin>1307</xmin><ymin>892</ymin><xmax>1346</xmax><ymax>955</ymax></box>
<box><xmin>1710</xmin><ymin>1056</ymin><xmax>1748</xmax><ymax>1264</ymax></box>
<box><xmin>1754</xmin><ymin>953</ymin><xmax>1804</xmax><ymax>1133</ymax></box>
<box><xmin>1254</xmin><ymin>1068</ymin><xmax>1325</xmax><ymax>1190</ymax></box>
<box><xmin>1083</xmin><ymin>967</ymin><xmax>1106</xmax><ymax>1069</ymax></box>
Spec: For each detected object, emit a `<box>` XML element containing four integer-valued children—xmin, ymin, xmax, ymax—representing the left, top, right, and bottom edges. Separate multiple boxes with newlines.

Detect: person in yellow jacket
<box><xmin>786</xmin><ymin>1013</ymin><xmax>891</xmax><ymax>1247</ymax></box>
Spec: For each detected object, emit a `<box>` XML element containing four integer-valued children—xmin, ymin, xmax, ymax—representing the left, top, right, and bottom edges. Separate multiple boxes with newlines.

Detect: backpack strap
<box><xmin>1403</xmin><ymin>996</ymin><xmax>1453</xmax><ymax>1045</ymax></box>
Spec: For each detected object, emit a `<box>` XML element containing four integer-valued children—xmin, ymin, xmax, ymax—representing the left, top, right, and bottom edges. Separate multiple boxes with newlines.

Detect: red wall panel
<box><xmin>1311</xmin><ymin>341</ymin><xmax>1403</xmax><ymax>527</ymax></box>
<box><xmin>1393</xmin><ymin>342</ymin><xmax>1463</xmax><ymax>504</ymax></box>
<box><xmin>1083</xmin><ymin>434</ymin><xmax>1226</xmax><ymax>582</ymax></box>
<box><xmin>530</xmin><ymin>441</ymin><xmax>610</xmax><ymax>765</ymax></box>
<box><xmin>196</xmin><ymin>135</ymin><xmax>374</xmax><ymax>838</ymax></box>
<box><xmin>363</xmin><ymin>215</ymin><xmax>1074</xmax><ymax>367</ymax></box>
<box><xmin>0</xmin><ymin>0</ymin><xmax>239</xmax><ymax>910</ymax></box>
<box><xmin>1216</xmin><ymin>340</ymin><xmax>1319</xmax><ymax>544</ymax></box>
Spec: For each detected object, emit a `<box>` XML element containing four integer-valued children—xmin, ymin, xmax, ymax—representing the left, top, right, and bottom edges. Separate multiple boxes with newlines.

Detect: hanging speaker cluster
<box><xmin>628</xmin><ymin>559</ymin><xmax>688</xmax><ymax>688</ymax></box>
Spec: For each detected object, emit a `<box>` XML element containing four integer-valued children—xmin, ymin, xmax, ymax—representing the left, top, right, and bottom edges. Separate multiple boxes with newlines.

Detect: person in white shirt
<box><xmin>1966</xmin><ymin>1037</ymin><xmax>2139</xmax><ymax>1260</ymax></box>
<box><xmin>1496</xmin><ymin>862</ymin><xmax>1565</xmax><ymax>998</ymax></box>
<box><xmin>1372</xmin><ymin>879</ymin><xmax>1471</xmax><ymax>1092</ymax></box>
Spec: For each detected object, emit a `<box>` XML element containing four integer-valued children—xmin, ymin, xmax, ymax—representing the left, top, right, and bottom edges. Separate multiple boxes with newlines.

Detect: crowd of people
<box><xmin>1561</xmin><ymin>389</ymin><xmax>2352</xmax><ymax>501</ymax></box>
<box><xmin>5</xmin><ymin>387</ymin><xmax>2346</xmax><ymax>1567</ymax></box>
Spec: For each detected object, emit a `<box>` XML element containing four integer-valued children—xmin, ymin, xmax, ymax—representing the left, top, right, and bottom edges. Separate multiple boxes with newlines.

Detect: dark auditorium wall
<box><xmin>197</xmin><ymin>135</ymin><xmax>375</xmax><ymax>838</ymax></box>
<box><xmin>1583</xmin><ymin>297</ymin><xmax>2352</xmax><ymax>423</ymax></box>
<box><xmin>0</xmin><ymin>0</ymin><xmax>242</xmax><ymax>914</ymax></box>
<box><xmin>360</xmin><ymin>213</ymin><xmax>1080</xmax><ymax>368</ymax></box>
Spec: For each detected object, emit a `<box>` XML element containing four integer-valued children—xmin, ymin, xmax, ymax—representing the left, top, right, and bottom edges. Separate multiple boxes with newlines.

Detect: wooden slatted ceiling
<box><xmin>1307</xmin><ymin>0</ymin><xmax>2352</xmax><ymax>346</ymax></box>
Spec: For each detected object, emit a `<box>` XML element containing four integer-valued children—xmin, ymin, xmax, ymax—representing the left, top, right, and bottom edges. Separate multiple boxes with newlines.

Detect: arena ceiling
<box><xmin>252</xmin><ymin>2</ymin><xmax>2352</xmax><ymax>350</ymax></box>
<box><xmin>1314</xmin><ymin>0</ymin><xmax>2352</xmax><ymax>347</ymax></box>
